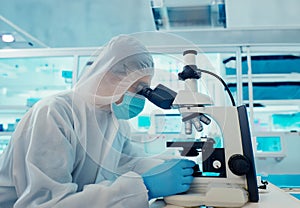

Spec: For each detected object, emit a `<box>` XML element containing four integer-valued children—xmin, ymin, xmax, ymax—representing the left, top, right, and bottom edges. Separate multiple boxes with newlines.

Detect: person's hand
<box><xmin>142</xmin><ymin>159</ymin><xmax>195</xmax><ymax>199</ymax></box>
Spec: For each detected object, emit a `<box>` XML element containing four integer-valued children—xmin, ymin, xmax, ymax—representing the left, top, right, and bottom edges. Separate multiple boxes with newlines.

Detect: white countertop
<box><xmin>150</xmin><ymin>183</ymin><xmax>300</xmax><ymax>208</ymax></box>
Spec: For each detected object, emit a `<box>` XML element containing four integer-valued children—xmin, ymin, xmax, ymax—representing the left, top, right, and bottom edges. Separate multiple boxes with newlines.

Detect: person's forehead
<box><xmin>138</xmin><ymin>76</ymin><xmax>151</xmax><ymax>83</ymax></box>
<box><xmin>132</xmin><ymin>76</ymin><xmax>151</xmax><ymax>85</ymax></box>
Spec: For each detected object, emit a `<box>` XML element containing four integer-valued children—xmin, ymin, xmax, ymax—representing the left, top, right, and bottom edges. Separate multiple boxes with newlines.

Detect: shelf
<box><xmin>0</xmin><ymin>132</ymin><xmax>13</xmax><ymax>136</ymax></box>
<box><xmin>248</xmin><ymin>104</ymin><xmax>299</xmax><ymax>112</ymax></box>
<box><xmin>0</xmin><ymin>105</ymin><xmax>29</xmax><ymax>110</ymax></box>
<box><xmin>169</xmin><ymin>28</ymin><xmax>300</xmax><ymax>46</ymax></box>
<box><xmin>225</xmin><ymin>73</ymin><xmax>300</xmax><ymax>83</ymax></box>
<box><xmin>244</xmin><ymin>100</ymin><xmax>300</xmax><ymax>107</ymax></box>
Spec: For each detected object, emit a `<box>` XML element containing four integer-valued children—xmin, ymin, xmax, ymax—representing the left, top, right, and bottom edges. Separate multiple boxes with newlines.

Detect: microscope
<box><xmin>138</xmin><ymin>50</ymin><xmax>259</xmax><ymax>207</ymax></box>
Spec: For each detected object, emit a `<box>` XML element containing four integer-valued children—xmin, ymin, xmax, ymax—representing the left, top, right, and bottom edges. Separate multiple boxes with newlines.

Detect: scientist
<box><xmin>0</xmin><ymin>35</ymin><xmax>195</xmax><ymax>208</ymax></box>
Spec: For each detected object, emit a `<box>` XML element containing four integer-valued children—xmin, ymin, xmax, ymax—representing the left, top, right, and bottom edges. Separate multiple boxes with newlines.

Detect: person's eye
<box><xmin>135</xmin><ymin>82</ymin><xmax>149</xmax><ymax>93</ymax></box>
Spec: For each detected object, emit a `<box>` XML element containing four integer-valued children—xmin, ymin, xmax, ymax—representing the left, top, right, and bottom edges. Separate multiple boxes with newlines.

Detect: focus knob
<box><xmin>228</xmin><ymin>154</ymin><xmax>250</xmax><ymax>176</ymax></box>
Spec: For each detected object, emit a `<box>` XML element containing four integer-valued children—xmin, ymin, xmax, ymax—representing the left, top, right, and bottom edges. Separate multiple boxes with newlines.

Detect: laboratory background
<box><xmin>0</xmin><ymin>0</ymin><xmax>300</xmax><ymax>206</ymax></box>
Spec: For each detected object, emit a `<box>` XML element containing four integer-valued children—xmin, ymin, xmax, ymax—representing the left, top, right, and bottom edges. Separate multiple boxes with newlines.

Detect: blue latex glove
<box><xmin>142</xmin><ymin>159</ymin><xmax>195</xmax><ymax>199</ymax></box>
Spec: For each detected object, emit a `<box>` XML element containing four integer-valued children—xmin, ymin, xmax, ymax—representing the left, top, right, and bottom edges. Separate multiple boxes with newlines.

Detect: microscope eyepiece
<box><xmin>137</xmin><ymin>83</ymin><xmax>177</xmax><ymax>109</ymax></box>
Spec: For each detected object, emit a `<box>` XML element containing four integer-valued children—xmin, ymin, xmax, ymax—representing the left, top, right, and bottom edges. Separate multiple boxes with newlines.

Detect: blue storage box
<box><xmin>262</xmin><ymin>174</ymin><xmax>300</xmax><ymax>200</ymax></box>
<box><xmin>228</xmin><ymin>82</ymin><xmax>300</xmax><ymax>100</ymax></box>
<box><xmin>262</xmin><ymin>174</ymin><xmax>300</xmax><ymax>188</ymax></box>
<box><xmin>223</xmin><ymin>55</ymin><xmax>300</xmax><ymax>75</ymax></box>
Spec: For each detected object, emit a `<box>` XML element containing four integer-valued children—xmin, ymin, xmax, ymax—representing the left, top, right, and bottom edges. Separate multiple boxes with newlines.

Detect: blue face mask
<box><xmin>112</xmin><ymin>91</ymin><xmax>145</xmax><ymax>120</ymax></box>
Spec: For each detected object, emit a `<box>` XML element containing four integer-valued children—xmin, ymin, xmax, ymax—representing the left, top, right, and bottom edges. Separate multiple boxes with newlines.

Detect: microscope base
<box><xmin>164</xmin><ymin>185</ymin><xmax>248</xmax><ymax>208</ymax></box>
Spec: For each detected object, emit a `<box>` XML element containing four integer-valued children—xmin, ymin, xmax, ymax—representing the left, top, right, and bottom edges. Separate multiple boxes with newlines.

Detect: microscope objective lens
<box><xmin>200</xmin><ymin>114</ymin><xmax>211</xmax><ymax>125</ymax></box>
<box><xmin>191</xmin><ymin>117</ymin><xmax>203</xmax><ymax>132</ymax></box>
<box><xmin>185</xmin><ymin>120</ymin><xmax>192</xmax><ymax>135</ymax></box>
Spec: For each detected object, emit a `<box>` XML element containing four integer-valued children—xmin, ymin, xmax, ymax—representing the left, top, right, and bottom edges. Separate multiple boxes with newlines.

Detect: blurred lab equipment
<box><xmin>61</xmin><ymin>70</ymin><xmax>73</xmax><ymax>84</ymax></box>
<box><xmin>0</xmin><ymin>136</ymin><xmax>10</xmax><ymax>154</ymax></box>
<box><xmin>253</xmin><ymin>132</ymin><xmax>286</xmax><ymax>160</ymax></box>
<box><xmin>153</xmin><ymin>114</ymin><xmax>182</xmax><ymax>134</ymax></box>
<box><xmin>140</xmin><ymin>50</ymin><xmax>259</xmax><ymax>207</ymax></box>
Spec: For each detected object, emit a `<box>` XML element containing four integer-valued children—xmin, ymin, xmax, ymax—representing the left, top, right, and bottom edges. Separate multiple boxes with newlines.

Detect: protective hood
<box><xmin>73</xmin><ymin>35</ymin><xmax>154</xmax><ymax>109</ymax></box>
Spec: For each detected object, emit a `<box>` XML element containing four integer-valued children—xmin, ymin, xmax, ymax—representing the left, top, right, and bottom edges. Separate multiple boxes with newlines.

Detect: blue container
<box><xmin>228</xmin><ymin>83</ymin><xmax>300</xmax><ymax>100</ymax></box>
<box><xmin>261</xmin><ymin>174</ymin><xmax>300</xmax><ymax>188</ymax></box>
<box><xmin>61</xmin><ymin>70</ymin><xmax>73</xmax><ymax>79</ymax></box>
<box><xmin>224</xmin><ymin>55</ymin><xmax>300</xmax><ymax>75</ymax></box>
<box><xmin>291</xmin><ymin>193</ymin><xmax>300</xmax><ymax>200</ymax></box>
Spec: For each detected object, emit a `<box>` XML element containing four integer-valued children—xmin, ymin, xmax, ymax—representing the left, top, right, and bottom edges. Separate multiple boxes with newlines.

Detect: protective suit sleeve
<box><xmin>52</xmin><ymin>172</ymin><xmax>149</xmax><ymax>208</ymax></box>
<box><xmin>116</xmin><ymin>122</ymin><xmax>164</xmax><ymax>175</ymax></box>
<box><xmin>120</xmin><ymin>140</ymin><xmax>163</xmax><ymax>173</ymax></box>
<box><xmin>12</xmin><ymin>99</ymin><xmax>149</xmax><ymax>208</ymax></box>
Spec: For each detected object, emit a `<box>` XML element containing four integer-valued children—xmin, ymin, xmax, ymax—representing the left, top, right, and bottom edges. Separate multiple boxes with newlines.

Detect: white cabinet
<box><xmin>0</xmin><ymin>48</ymin><xmax>94</xmax><ymax>152</ymax></box>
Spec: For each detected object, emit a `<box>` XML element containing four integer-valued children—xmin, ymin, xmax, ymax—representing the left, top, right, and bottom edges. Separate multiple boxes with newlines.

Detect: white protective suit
<box><xmin>0</xmin><ymin>35</ymin><xmax>163</xmax><ymax>208</ymax></box>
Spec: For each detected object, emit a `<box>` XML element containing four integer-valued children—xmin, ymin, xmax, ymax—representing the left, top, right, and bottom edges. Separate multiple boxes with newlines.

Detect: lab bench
<box><xmin>150</xmin><ymin>183</ymin><xmax>300</xmax><ymax>208</ymax></box>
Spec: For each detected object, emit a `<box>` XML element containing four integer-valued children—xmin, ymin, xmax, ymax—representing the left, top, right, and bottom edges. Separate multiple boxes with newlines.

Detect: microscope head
<box><xmin>136</xmin><ymin>83</ymin><xmax>177</xmax><ymax>109</ymax></box>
